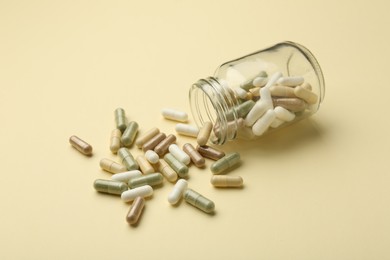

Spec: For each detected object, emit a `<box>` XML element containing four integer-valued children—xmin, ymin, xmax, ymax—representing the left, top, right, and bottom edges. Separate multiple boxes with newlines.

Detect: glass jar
<box><xmin>189</xmin><ymin>41</ymin><xmax>325</xmax><ymax>145</ymax></box>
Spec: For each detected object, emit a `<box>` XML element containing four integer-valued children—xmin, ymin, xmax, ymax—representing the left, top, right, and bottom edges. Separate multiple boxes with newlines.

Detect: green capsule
<box><xmin>225</xmin><ymin>100</ymin><xmax>255</xmax><ymax>121</ymax></box>
<box><xmin>128</xmin><ymin>173</ymin><xmax>163</xmax><ymax>188</ymax></box>
<box><xmin>184</xmin><ymin>189</ymin><xmax>215</xmax><ymax>213</ymax></box>
<box><xmin>94</xmin><ymin>179</ymin><xmax>128</xmax><ymax>195</ymax></box>
<box><xmin>164</xmin><ymin>153</ymin><xmax>188</xmax><ymax>178</ymax></box>
<box><xmin>121</xmin><ymin>121</ymin><xmax>139</xmax><ymax>147</ymax></box>
<box><xmin>118</xmin><ymin>148</ymin><xmax>139</xmax><ymax>171</ymax></box>
<box><xmin>210</xmin><ymin>152</ymin><xmax>241</xmax><ymax>174</ymax></box>
<box><xmin>115</xmin><ymin>108</ymin><xmax>127</xmax><ymax>133</ymax></box>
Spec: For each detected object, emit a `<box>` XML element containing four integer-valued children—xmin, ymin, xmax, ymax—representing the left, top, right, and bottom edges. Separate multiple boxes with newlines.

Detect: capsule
<box><xmin>114</xmin><ymin>108</ymin><xmax>127</xmax><ymax>133</ymax></box>
<box><xmin>260</xmin><ymin>87</ymin><xmax>274</xmax><ymax>109</ymax></box>
<box><xmin>252</xmin><ymin>76</ymin><xmax>268</xmax><ymax>87</ymax></box>
<box><xmin>244</xmin><ymin>100</ymin><xmax>269</xmax><ymax>127</ymax></box>
<box><xmin>161</xmin><ymin>108</ymin><xmax>188</xmax><ymax>122</ymax></box>
<box><xmin>234</xmin><ymin>87</ymin><xmax>248</xmax><ymax>99</ymax></box>
<box><xmin>263</xmin><ymin>71</ymin><xmax>283</xmax><ymax>89</ymax></box>
<box><xmin>126</xmin><ymin>196</ymin><xmax>145</xmax><ymax>225</ymax></box>
<box><xmin>99</xmin><ymin>158</ymin><xmax>126</xmax><ymax>173</ymax></box>
<box><xmin>121</xmin><ymin>121</ymin><xmax>139</xmax><ymax>147</ymax></box>
<box><xmin>175</xmin><ymin>123</ymin><xmax>199</xmax><ymax>137</ymax></box>
<box><xmin>270</xmin><ymin>85</ymin><xmax>296</xmax><ymax>98</ymax></box>
<box><xmin>270</xmin><ymin>118</ymin><xmax>284</xmax><ymax>128</ymax></box>
<box><xmin>167</xmin><ymin>179</ymin><xmax>188</xmax><ymax>205</ymax></box>
<box><xmin>169</xmin><ymin>144</ymin><xmax>191</xmax><ymax>165</ymax></box>
<box><xmin>142</xmin><ymin>132</ymin><xmax>166</xmax><ymax>152</ymax></box>
<box><xmin>182</xmin><ymin>143</ymin><xmax>205</xmax><ymax>168</ymax></box>
<box><xmin>145</xmin><ymin>150</ymin><xmax>159</xmax><ymax>164</ymax></box>
<box><xmin>135</xmin><ymin>127</ymin><xmax>160</xmax><ymax>149</ymax></box>
<box><xmin>136</xmin><ymin>155</ymin><xmax>154</xmax><ymax>174</ymax></box>
<box><xmin>111</xmin><ymin>170</ymin><xmax>142</xmax><ymax>183</ymax></box>
<box><xmin>210</xmin><ymin>152</ymin><xmax>241</xmax><ymax>175</ymax></box>
<box><xmin>121</xmin><ymin>185</ymin><xmax>153</xmax><ymax>202</ymax></box>
<box><xmin>196</xmin><ymin>145</ymin><xmax>225</xmax><ymax>161</ymax></box>
<box><xmin>197</xmin><ymin>121</ymin><xmax>213</xmax><ymax>146</ymax></box>
<box><xmin>294</xmin><ymin>85</ymin><xmax>318</xmax><ymax>104</ymax></box>
<box><xmin>252</xmin><ymin>109</ymin><xmax>276</xmax><ymax>136</ymax></box>
<box><xmin>210</xmin><ymin>175</ymin><xmax>243</xmax><ymax>187</ymax></box>
<box><xmin>69</xmin><ymin>135</ymin><xmax>93</xmax><ymax>155</ymax></box>
<box><xmin>109</xmin><ymin>129</ymin><xmax>122</xmax><ymax>154</ymax></box>
<box><xmin>164</xmin><ymin>153</ymin><xmax>188</xmax><ymax>178</ymax></box>
<box><xmin>154</xmin><ymin>134</ymin><xmax>176</xmax><ymax>157</ymax></box>
<box><xmin>118</xmin><ymin>148</ymin><xmax>139</xmax><ymax>171</ymax></box>
<box><xmin>184</xmin><ymin>189</ymin><xmax>215</xmax><ymax>214</ymax></box>
<box><xmin>274</xmin><ymin>106</ymin><xmax>296</xmax><ymax>122</ymax></box>
<box><xmin>128</xmin><ymin>173</ymin><xmax>163</xmax><ymax>188</ymax></box>
<box><xmin>226</xmin><ymin>100</ymin><xmax>255</xmax><ymax>120</ymax></box>
<box><xmin>94</xmin><ymin>179</ymin><xmax>128</xmax><ymax>195</ymax></box>
<box><xmin>272</xmin><ymin>98</ymin><xmax>306</xmax><ymax>112</ymax></box>
<box><xmin>156</xmin><ymin>159</ymin><xmax>178</xmax><ymax>182</ymax></box>
<box><xmin>277</xmin><ymin>76</ymin><xmax>304</xmax><ymax>87</ymax></box>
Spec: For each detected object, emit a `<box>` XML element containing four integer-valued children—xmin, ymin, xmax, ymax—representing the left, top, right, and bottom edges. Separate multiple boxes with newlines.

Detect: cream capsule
<box><xmin>121</xmin><ymin>185</ymin><xmax>153</xmax><ymax>202</ymax></box>
<box><xmin>169</xmin><ymin>144</ymin><xmax>191</xmax><ymax>165</ymax></box>
<box><xmin>244</xmin><ymin>100</ymin><xmax>269</xmax><ymax>127</ymax></box>
<box><xmin>210</xmin><ymin>175</ymin><xmax>243</xmax><ymax>187</ymax></box>
<box><xmin>197</xmin><ymin>121</ymin><xmax>213</xmax><ymax>146</ymax></box>
<box><xmin>294</xmin><ymin>86</ymin><xmax>318</xmax><ymax>104</ymax></box>
<box><xmin>121</xmin><ymin>121</ymin><xmax>139</xmax><ymax>147</ymax></box>
<box><xmin>135</xmin><ymin>127</ymin><xmax>160</xmax><ymax>149</ymax></box>
<box><xmin>69</xmin><ymin>135</ymin><xmax>93</xmax><ymax>155</ymax></box>
<box><xmin>277</xmin><ymin>76</ymin><xmax>304</xmax><ymax>87</ymax></box>
<box><xmin>142</xmin><ymin>132</ymin><xmax>166</xmax><ymax>152</ymax></box>
<box><xmin>128</xmin><ymin>173</ymin><xmax>163</xmax><ymax>188</ymax></box>
<box><xmin>109</xmin><ymin>129</ymin><xmax>122</xmax><ymax>154</ymax></box>
<box><xmin>210</xmin><ymin>152</ymin><xmax>241</xmax><ymax>175</ymax></box>
<box><xmin>136</xmin><ymin>155</ymin><xmax>154</xmax><ymax>174</ymax></box>
<box><xmin>270</xmin><ymin>85</ymin><xmax>296</xmax><ymax>98</ymax></box>
<box><xmin>175</xmin><ymin>123</ymin><xmax>199</xmax><ymax>137</ymax></box>
<box><xmin>196</xmin><ymin>145</ymin><xmax>225</xmax><ymax>161</ymax></box>
<box><xmin>156</xmin><ymin>159</ymin><xmax>178</xmax><ymax>182</ymax></box>
<box><xmin>272</xmin><ymin>97</ymin><xmax>307</xmax><ymax>112</ymax></box>
<box><xmin>167</xmin><ymin>179</ymin><xmax>188</xmax><ymax>205</ymax></box>
<box><xmin>114</xmin><ymin>108</ymin><xmax>127</xmax><ymax>133</ymax></box>
<box><xmin>154</xmin><ymin>134</ymin><xmax>176</xmax><ymax>157</ymax></box>
<box><xmin>161</xmin><ymin>108</ymin><xmax>188</xmax><ymax>122</ymax></box>
<box><xmin>263</xmin><ymin>71</ymin><xmax>282</xmax><ymax>89</ymax></box>
<box><xmin>184</xmin><ymin>189</ymin><xmax>215</xmax><ymax>214</ymax></box>
<box><xmin>164</xmin><ymin>153</ymin><xmax>188</xmax><ymax>178</ymax></box>
<box><xmin>182</xmin><ymin>143</ymin><xmax>205</xmax><ymax>168</ymax></box>
<box><xmin>126</xmin><ymin>196</ymin><xmax>145</xmax><ymax>225</ymax></box>
<box><xmin>111</xmin><ymin>170</ymin><xmax>142</xmax><ymax>183</ymax></box>
<box><xmin>99</xmin><ymin>158</ymin><xmax>126</xmax><ymax>173</ymax></box>
<box><xmin>118</xmin><ymin>148</ymin><xmax>139</xmax><ymax>171</ymax></box>
<box><xmin>274</xmin><ymin>106</ymin><xmax>296</xmax><ymax>122</ymax></box>
<box><xmin>94</xmin><ymin>179</ymin><xmax>128</xmax><ymax>195</ymax></box>
<box><xmin>252</xmin><ymin>109</ymin><xmax>276</xmax><ymax>136</ymax></box>
<box><xmin>145</xmin><ymin>150</ymin><xmax>159</xmax><ymax>164</ymax></box>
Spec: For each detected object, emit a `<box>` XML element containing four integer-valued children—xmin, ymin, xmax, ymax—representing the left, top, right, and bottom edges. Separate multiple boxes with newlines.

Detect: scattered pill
<box><xmin>142</xmin><ymin>132</ymin><xmax>166</xmax><ymax>152</ymax></box>
<box><xmin>94</xmin><ymin>179</ymin><xmax>128</xmax><ymax>195</ymax></box>
<box><xmin>272</xmin><ymin>97</ymin><xmax>307</xmax><ymax>112</ymax></box>
<box><xmin>210</xmin><ymin>152</ymin><xmax>241</xmax><ymax>175</ymax></box>
<box><xmin>274</xmin><ymin>106</ymin><xmax>296</xmax><ymax>122</ymax></box>
<box><xmin>294</xmin><ymin>86</ymin><xmax>318</xmax><ymax>104</ymax></box>
<box><xmin>167</xmin><ymin>179</ymin><xmax>188</xmax><ymax>205</ymax></box>
<box><xmin>118</xmin><ymin>148</ymin><xmax>139</xmax><ymax>171</ymax></box>
<box><xmin>162</xmin><ymin>108</ymin><xmax>188</xmax><ymax>122</ymax></box>
<box><xmin>128</xmin><ymin>173</ymin><xmax>163</xmax><ymax>188</ymax></box>
<box><xmin>164</xmin><ymin>153</ymin><xmax>189</xmax><ymax>178</ymax></box>
<box><xmin>136</xmin><ymin>155</ymin><xmax>154</xmax><ymax>174</ymax></box>
<box><xmin>126</xmin><ymin>196</ymin><xmax>145</xmax><ymax>225</ymax></box>
<box><xmin>156</xmin><ymin>159</ymin><xmax>178</xmax><ymax>182</ymax></box>
<box><xmin>184</xmin><ymin>189</ymin><xmax>215</xmax><ymax>214</ymax></box>
<box><xmin>210</xmin><ymin>175</ymin><xmax>243</xmax><ymax>187</ymax></box>
<box><xmin>145</xmin><ymin>150</ymin><xmax>159</xmax><ymax>164</ymax></box>
<box><xmin>277</xmin><ymin>76</ymin><xmax>304</xmax><ymax>87</ymax></box>
<box><xmin>121</xmin><ymin>185</ymin><xmax>153</xmax><ymax>202</ymax></box>
<box><xmin>197</xmin><ymin>121</ymin><xmax>213</xmax><ymax>146</ymax></box>
<box><xmin>154</xmin><ymin>134</ymin><xmax>176</xmax><ymax>157</ymax></box>
<box><xmin>182</xmin><ymin>143</ymin><xmax>205</xmax><ymax>168</ymax></box>
<box><xmin>252</xmin><ymin>109</ymin><xmax>276</xmax><ymax>136</ymax></box>
<box><xmin>175</xmin><ymin>123</ymin><xmax>199</xmax><ymax>137</ymax></box>
<box><xmin>121</xmin><ymin>121</ymin><xmax>139</xmax><ymax>147</ymax></box>
<box><xmin>114</xmin><ymin>108</ymin><xmax>127</xmax><ymax>133</ymax></box>
<box><xmin>169</xmin><ymin>144</ymin><xmax>191</xmax><ymax>165</ymax></box>
<box><xmin>135</xmin><ymin>127</ymin><xmax>160</xmax><ymax>149</ymax></box>
<box><xmin>109</xmin><ymin>129</ymin><xmax>122</xmax><ymax>154</ymax></box>
<box><xmin>99</xmin><ymin>158</ymin><xmax>126</xmax><ymax>174</ymax></box>
<box><xmin>69</xmin><ymin>135</ymin><xmax>93</xmax><ymax>156</ymax></box>
<box><xmin>111</xmin><ymin>170</ymin><xmax>142</xmax><ymax>183</ymax></box>
<box><xmin>196</xmin><ymin>145</ymin><xmax>225</xmax><ymax>161</ymax></box>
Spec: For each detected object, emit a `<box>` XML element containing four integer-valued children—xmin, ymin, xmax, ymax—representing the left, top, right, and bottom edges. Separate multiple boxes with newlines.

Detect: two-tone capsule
<box><xmin>69</xmin><ymin>135</ymin><xmax>93</xmax><ymax>156</ymax></box>
<box><xmin>210</xmin><ymin>152</ymin><xmax>241</xmax><ymax>174</ymax></box>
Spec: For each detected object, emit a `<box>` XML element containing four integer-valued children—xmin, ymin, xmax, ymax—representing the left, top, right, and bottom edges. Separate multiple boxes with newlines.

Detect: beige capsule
<box><xmin>155</xmin><ymin>159</ymin><xmax>178</xmax><ymax>183</ymax></box>
<box><xmin>110</xmin><ymin>129</ymin><xmax>122</xmax><ymax>154</ymax></box>
<box><xmin>135</xmin><ymin>127</ymin><xmax>160</xmax><ymax>149</ymax></box>
<box><xmin>270</xmin><ymin>85</ymin><xmax>296</xmax><ymax>98</ymax></box>
<box><xmin>210</xmin><ymin>175</ymin><xmax>243</xmax><ymax>187</ymax></box>
<box><xmin>294</xmin><ymin>86</ymin><xmax>318</xmax><ymax>104</ymax></box>
<box><xmin>196</xmin><ymin>145</ymin><xmax>225</xmax><ymax>161</ymax></box>
<box><xmin>99</xmin><ymin>158</ymin><xmax>126</xmax><ymax>173</ymax></box>
<box><xmin>154</xmin><ymin>134</ymin><xmax>176</xmax><ymax>157</ymax></box>
<box><xmin>197</xmin><ymin>122</ymin><xmax>213</xmax><ymax>146</ymax></box>
<box><xmin>142</xmin><ymin>132</ymin><xmax>166</xmax><ymax>152</ymax></box>
<box><xmin>301</xmin><ymin>82</ymin><xmax>312</xmax><ymax>90</ymax></box>
<box><xmin>69</xmin><ymin>135</ymin><xmax>93</xmax><ymax>156</ymax></box>
<box><xmin>272</xmin><ymin>98</ymin><xmax>307</xmax><ymax>112</ymax></box>
<box><xmin>183</xmin><ymin>143</ymin><xmax>205</xmax><ymax>168</ymax></box>
<box><xmin>136</xmin><ymin>155</ymin><xmax>154</xmax><ymax>174</ymax></box>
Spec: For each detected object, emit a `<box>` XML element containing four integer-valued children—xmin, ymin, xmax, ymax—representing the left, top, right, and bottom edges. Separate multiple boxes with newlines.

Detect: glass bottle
<box><xmin>189</xmin><ymin>41</ymin><xmax>325</xmax><ymax>145</ymax></box>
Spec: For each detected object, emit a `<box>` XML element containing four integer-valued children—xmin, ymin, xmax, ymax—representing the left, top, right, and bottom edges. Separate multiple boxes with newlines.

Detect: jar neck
<box><xmin>190</xmin><ymin>77</ymin><xmax>241</xmax><ymax>145</ymax></box>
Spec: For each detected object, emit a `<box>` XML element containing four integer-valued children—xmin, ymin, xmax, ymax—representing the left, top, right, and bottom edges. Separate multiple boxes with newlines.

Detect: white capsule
<box><xmin>270</xmin><ymin>118</ymin><xmax>284</xmax><ymax>128</ymax></box>
<box><xmin>234</xmin><ymin>87</ymin><xmax>248</xmax><ymax>99</ymax></box>
<box><xmin>263</xmin><ymin>71</ymin><xmax>283</xmax><ymax>89</ymax></box>
<box><xmin>167</xmin><ymin>179</ymin><xmax>188</xmax><ymax>205</ymax></box>
<box><xmin>168</xmin><ymin>144</ymin><xmax>191</xmax><ymax>165</ymax></box>
<box><xmin>121</xmin><ymin>185</ymin><xmax>153</xmax><ymax>202</ymax></box>
<box><xmin>162</xmin><ymin>108</ymin><xmax>188</xmax><ymax>122</ymax></box>
<box><xmin>259</xmin><ymin>87</ymin><xmax>274</xmax><ymax>109</ymax></box>
<box><xmin>252</xmin><ymin>109</ymin><xmax>276</xmax><ymax>136</ymax></box>
<box><xmin>175</xmin><ymin>123</ymin><xmax>199</xmax><ymax>137</ymax></box>
<box><xmin>111</xmin><ymin>170</ymin><xmax>142</xmax><ymax>183</ymax></box>
<box><xmin>252</xmin><ymin>76</ymin><xmax>267</xmax><ymax>87</ymax></box>
<box><xmin>277</xmin><ymin>76</ymin><xmax>304</xmax><ymax>87</ymax></box>
<box><xmin>244</xmin><ymin>100</ymin><xmax>269</xmax><ymax>127</ymax></box>
<box><xmin>145</xmin><ymin>150</ymin><xmax>159</xmax><ymax>164</ymax></box>
<box><xmin>274</xmin><ymin>106</ymin><xmax>296</xmax><ymax>122</ymax></box>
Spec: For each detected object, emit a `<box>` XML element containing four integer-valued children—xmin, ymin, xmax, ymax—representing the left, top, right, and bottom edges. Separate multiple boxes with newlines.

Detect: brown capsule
<box><xmin>154</xmin><ymin>134</ymin><xmax>176</xmax><ymax>157</ymax></box>
<box><xmin>142</xmin><ymin>133</ymin><xmax>166</xmax><ymax>152</ymax></box>
<box><xmin>69</xmin><ymin>135</ymin><xmax>93</xmax><ymax>155</ymax></box>
<box><xmin>196</xmin><ymin>145</ymin><xmax>225</xmax><ymax>161</ymax></box>
<box><xmin>272</xmin><ymin>97</ymin><xmax>307</xmax><ymax>112</ymax></box>
<box><xmin>135</xmin><ymin>127</ymin><xmax>160</xmax><ymax>149</ymax></box>
<box><xmin>126</xmin><ymin>196</ymin><xmax>145</xmax><ymax>225</ymax></box>
<box><xmin>183</xmin><ymin>143</ymin><xmax>205</xmax><ymax>168</ymax></box>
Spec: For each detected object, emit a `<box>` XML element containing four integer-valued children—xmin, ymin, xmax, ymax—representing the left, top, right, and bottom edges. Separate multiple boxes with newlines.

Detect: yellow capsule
<box><xmin>99</xmin><ymin>158</ymin><xmax>126</xmax><ymax>174</ymax></box>
<box><xmin>136</xmin><ymin>155</ymin><xmax>154</xmax><ymax>174</ymax></box>
<box><xmin>110</xmin><ymin>129</ymin><xmax>122</xmax><ymax>154</ymax></box>
<box><xmin>197</xmin><ymin>121</ymin><xmax>213</xmax><ymax>146</ymax></box>
<box><xmin>156</xmin><ymin>159</ymin><xmax>178</xmax><ymax>183</ymax></box>
<box><xmin>210</xmin><ymin>175</ymin><xmax>243</xmax><ymax>187</ymax></box>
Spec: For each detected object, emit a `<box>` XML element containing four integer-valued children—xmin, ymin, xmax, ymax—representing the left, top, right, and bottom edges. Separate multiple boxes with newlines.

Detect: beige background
<box><xmin>1</xmin><ymin>0</ymin><xmax>389</xmax><ymax>259</ymax></box>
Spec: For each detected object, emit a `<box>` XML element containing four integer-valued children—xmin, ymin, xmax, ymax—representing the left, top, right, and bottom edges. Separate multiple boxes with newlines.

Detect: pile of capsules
<box><xmin>231</xmin><ymin>71</ymin><xmax>318</xmax><ymax>137</ymax></box>
<box><xmin>69</xmin><ymin>107</ymin><xmax>243</xmax><ymax>226</ymax></box>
